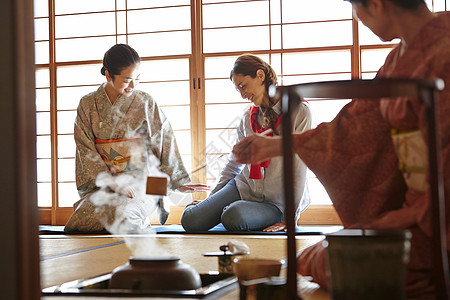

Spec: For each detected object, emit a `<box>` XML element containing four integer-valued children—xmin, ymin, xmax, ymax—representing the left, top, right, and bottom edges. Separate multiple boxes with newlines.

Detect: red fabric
<box><xmin>249</xmin><ymin>105</ymin><xmax>282</xmax><ymax>179</ymax></box>
<box><xmin>296</xmin><ymin>12</ymin><xmax>450</xmax><ymax>298</ymax></box>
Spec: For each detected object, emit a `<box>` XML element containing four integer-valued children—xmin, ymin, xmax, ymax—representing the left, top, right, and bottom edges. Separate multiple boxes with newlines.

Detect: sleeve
<box><xmin>145</xmin><ymin>95</ymin><xmax>190</xmax><ymax>190</ymax></box>
<box><xmin>292</xmin><ymin>102</ymin><xmax>393</xmax><ymax>291</ymax></box>
<box><xmin>291</xmin><ymin>99</ymin><xmax>406</xmax><ymax>227</ymax></box>
<box><xmin>209</xmin><ymin>113</ymin><xmax>247</xmax><ymax>195</ymax></box>
<box><xmin>74</xmin><ymin>98</ymin><xmax>110</xmax><ymax>198</ymax></box>
<box><xmin>293</xmin><ymin>102</ymin><xmax>313</xmax><ymax>134</ymax></box>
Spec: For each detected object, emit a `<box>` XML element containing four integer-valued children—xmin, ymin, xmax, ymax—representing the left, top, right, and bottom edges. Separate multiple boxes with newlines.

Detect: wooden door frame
<box><xmin>1</xmin><ymin>0</ymin><xmax>41</xmax><ymax>298</ymax></box>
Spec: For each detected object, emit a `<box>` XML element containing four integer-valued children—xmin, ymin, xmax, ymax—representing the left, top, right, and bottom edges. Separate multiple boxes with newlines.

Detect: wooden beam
<box><xmin>40</xmin><ymin>204</ymin><xmax>342</xmax><ymax>226</ymax></box>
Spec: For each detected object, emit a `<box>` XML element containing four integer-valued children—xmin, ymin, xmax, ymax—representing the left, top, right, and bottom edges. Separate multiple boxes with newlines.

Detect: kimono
<box><xmin>296</xmin><ymin>12</ymin><xmax>450</xmax><ymax>298</ymax></box>
<box><xmin>64</xmin><ymin>83</ymin><xmax>190</xmax><ymax>233</ymax></box>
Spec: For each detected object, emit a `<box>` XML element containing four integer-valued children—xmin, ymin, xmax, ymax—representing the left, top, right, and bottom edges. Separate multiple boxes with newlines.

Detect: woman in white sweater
<box><xmin>181</xmin><ymin>54</ymin><xmax>312</xmax><ymax>232</ymax></box>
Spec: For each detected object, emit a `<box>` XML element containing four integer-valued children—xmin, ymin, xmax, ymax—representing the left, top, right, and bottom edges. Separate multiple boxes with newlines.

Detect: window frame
<box><xmin>36</xmin><ymin>0</ymin><xmax>448</xmax><ymax>225</ymax></box>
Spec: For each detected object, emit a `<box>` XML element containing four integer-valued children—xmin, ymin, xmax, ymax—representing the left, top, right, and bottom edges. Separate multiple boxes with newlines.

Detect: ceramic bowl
<box><xmin>108</xmin><ymin>256</ymin><xmax>202</xmax><ymax>290</ymax></box>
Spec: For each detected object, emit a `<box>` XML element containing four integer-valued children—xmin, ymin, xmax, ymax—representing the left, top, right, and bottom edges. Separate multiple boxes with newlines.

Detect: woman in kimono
<box><xmin>232</xmin><ymin>0</ymin><xmax>450</xmax><ymax>297</ymax></box>
<box><xmin>181</xmin><ymin>54</ymin><xmax>311</xmax><ymax>232</ymax></box>
<box><xmin>65</xmin><ymin>44</ymin><xmax>209</xmax><ymax>233</ymax></box>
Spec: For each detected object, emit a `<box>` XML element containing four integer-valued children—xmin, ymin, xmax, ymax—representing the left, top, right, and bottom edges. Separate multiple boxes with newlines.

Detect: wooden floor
<box><xmin>40</xmin><ymin>233</ymin><xmax>331</xmax><ymax>300</ymax></box>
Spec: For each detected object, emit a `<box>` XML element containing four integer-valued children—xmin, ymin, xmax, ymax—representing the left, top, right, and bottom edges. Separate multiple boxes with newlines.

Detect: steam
<box><xmin>92</xmin><ymin>172</ymin><xmax>151</xmax><ymax>234</ymax></box>
<box><xmin>88</xmin><ymin>140</ymin><xmax>170</xmax><ymax>257</ymax></box>
<box><xmin>125</xmin><ymin>236</ymin><xmax>167</xmax><ymax>257</ymax></box>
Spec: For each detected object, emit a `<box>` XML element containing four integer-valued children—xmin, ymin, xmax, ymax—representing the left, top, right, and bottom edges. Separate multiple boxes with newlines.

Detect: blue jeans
<box><xmin>181</xmin><ymin>179</ymin><xmax>283</xmax><ymax>232</ymax></box>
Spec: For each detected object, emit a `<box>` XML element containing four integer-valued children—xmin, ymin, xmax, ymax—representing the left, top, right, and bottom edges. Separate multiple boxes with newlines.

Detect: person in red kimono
<box><xmin>232</xmin><ymin>0</ymin><xmax>450</xmax><ymax>297</ymax></box>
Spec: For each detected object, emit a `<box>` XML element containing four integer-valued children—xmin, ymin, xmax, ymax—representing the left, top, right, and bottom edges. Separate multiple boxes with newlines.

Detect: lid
<box><xmin>129</xmin><ymin>256</ymin><xmax>180</xmax><ymax>262</ymax></box>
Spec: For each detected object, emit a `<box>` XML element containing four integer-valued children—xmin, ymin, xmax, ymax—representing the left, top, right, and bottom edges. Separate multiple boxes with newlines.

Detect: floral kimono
<box><xmin>295</xmin><ymin>12</ymin><xmax>450</xmax><ymax>298</ymax></box>
<box><xmin>64</xmin><ymin>83</ymin><xmax>190</xmax><ymax>233</ymax></box>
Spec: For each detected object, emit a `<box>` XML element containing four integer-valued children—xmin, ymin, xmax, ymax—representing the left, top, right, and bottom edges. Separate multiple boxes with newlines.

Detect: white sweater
<box><xmin>211</xmin><ymin>100</ymin><xmax>312</xmax><ymax>222</ymax></box>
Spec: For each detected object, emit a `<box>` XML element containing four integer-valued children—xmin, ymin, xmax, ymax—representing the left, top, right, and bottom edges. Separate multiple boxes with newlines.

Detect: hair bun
<box><xmin>101</xmin><ymin>66</ymin><xmax>106</xmax><ymax>76</ymax></box>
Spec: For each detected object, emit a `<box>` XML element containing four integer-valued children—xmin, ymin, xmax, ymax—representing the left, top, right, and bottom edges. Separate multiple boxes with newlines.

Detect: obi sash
<box><xmin>95</xmin><ymin>135</ymin><xmax>146</xmax><ymax>174</ymax></box>
<box><xmin>391</xmin><ymin>129</ymin><xmax>428</xmax><ymax>192</ymax></box>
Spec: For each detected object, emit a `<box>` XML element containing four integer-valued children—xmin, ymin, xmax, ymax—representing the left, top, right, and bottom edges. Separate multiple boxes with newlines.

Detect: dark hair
<box><xmin>230</xmin><ymin>54</ymin><xmax>277</xmax><ymax>92</ymax></box>
<box><xmin>344</xmin><ymin>0</ymin><xmax>425</xmax><ymax>9</ymax></box>
<box><xmin>100</xmin><ymin>44</ymin><xmax>140</xmax><ymax>77</ymax></box>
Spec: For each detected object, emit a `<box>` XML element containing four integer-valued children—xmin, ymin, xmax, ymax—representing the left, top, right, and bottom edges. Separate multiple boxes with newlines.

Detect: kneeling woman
<box><xmin>65</xmin><ymin>44</ymin><xmax>209</xmax><ymax>233</ymax></box>
<box><xmin>181</xmin><ymin>54</ymin><xmax>311</xmax><ymax>232</ymax></box>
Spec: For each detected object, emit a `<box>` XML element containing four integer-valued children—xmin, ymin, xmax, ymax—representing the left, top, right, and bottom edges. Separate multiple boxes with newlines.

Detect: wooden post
<box><xmin>0</xmin><ymin>0</ymin><xmax>41</xmax><ymax>298</ymax></box>
<box><xmin>280</xmin><ymin>87</ymin><xmax>302</xmax><ymax>300</ymax></box>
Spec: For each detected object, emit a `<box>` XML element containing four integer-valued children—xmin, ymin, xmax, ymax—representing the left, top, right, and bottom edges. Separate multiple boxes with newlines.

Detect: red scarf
<box><xmin>249</xmin><ymin>106</ymin><xmax>282</xmax><ymax>179</ymax></box>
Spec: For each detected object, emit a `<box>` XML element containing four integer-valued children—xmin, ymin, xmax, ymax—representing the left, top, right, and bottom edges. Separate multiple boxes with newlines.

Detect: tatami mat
<box><xmin>39</xmin><ymin>234</ymin><xmax>329</xmax><ymax>299</ymax></box>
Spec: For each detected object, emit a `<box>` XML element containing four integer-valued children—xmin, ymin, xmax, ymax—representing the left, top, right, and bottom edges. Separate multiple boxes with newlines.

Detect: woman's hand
<box><xmin>113</xmin><ymin>185</ymin><xmax>136</xmax><ymax>199</ymax></box>
<box><xmin>263</xmin><ymin>222</ymin><xmax>286</xmax><ymax>232</ymax></box>
<box><xmin>177</xmin><ymin>184</ymin><xmax>211</xmax><ymax>193</ymax></box>
<box><xmin>232</xmin><ymin>134</ymin><xmax>282</xmax><ymax>164</ymax></box>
